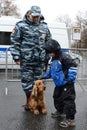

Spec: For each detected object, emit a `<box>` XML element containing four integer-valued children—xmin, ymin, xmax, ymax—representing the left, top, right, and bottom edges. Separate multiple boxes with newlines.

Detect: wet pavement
<box><xmin>0</xmin><ymin>75</ymin><xmax>87</xmax><ymax>130</ymax></box>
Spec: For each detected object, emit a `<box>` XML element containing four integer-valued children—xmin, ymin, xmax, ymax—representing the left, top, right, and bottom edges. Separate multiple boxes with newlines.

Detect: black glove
<box><xmin>67</xmin><ymin>80</ymin><xmax>72</xmax><ymax>84</ymax></box>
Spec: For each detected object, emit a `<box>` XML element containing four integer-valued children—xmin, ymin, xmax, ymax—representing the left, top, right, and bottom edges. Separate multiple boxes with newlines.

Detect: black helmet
<box><xmin>44</xmin><ymin>39</ymin><xmax>61</xmax><ymax>53</ymax></box>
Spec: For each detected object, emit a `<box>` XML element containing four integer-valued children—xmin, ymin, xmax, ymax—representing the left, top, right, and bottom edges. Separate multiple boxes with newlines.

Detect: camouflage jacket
<box><xmin>10</xmin><ymin>13</ymin><xmax>51</xmax><ymax>65</ymax></box>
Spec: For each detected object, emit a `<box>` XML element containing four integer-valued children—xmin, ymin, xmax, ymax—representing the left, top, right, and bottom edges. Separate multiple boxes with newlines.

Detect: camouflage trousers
<box><xmin>20</xmin><ymin>63</ymin><xmax>44</xmax><ymax>96</ymax></box>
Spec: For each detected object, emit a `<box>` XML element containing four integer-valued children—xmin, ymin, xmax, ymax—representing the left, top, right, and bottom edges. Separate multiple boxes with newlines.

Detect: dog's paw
<box><xmin>42</xmin><ymin>109</ymin><xmax>47</xmax><ymax>114</ymax></box>
<box><xmin>34</xmin><ymin>110</ymin><xmax>39</xmax><ymax>115</ymax></box>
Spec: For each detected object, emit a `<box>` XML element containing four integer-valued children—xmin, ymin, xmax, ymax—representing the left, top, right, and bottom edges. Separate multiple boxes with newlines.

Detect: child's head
<box><xmin>44</xmin><ymin>39</ymin><xmax>61</xmax><ymax>58</ymax></box>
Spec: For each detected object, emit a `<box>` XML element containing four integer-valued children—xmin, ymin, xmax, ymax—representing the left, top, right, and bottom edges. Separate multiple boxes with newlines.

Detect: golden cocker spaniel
<box><xmin>27</xmin><ymin>80</ymin><xmax>47</xmax><ymax>115</ymax></box>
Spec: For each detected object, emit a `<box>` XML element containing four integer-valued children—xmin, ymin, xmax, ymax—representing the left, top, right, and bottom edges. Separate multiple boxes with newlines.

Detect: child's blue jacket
<box><xmin>44</xmin><ymin>53</ymin><xmax>77</xmax><ymax>87</ymax></box>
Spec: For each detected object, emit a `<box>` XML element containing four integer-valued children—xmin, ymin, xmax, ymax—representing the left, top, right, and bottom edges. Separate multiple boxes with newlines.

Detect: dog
<box><xmin>27</xmin><ymin>80</ymin><xmax>47</xmax><ymax>115</ymax></box>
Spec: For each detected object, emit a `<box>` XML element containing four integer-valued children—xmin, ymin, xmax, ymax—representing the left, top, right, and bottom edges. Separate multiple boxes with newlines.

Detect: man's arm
<box><xmin>10</xmin><ymin>22</ymin><xmax>22</xmax><ymax>63</ymax></box>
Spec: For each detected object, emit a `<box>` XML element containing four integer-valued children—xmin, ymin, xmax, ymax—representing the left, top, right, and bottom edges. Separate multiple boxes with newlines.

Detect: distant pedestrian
<box><xmin>43</xmin><ymin>39</ymin><xmax>77</xmax><ymax>128</ymax></box>
<box><xmin>10</xmin><ymin>5</ymin><xmax>51</xmax><ymax>110</ymax></box>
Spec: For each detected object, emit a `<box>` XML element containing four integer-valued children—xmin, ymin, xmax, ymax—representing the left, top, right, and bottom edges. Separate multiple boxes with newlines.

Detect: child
<box><xmin>43</xmin><ymin>39</ymin><xmax>77</xmax><ymax>128</ymax></box>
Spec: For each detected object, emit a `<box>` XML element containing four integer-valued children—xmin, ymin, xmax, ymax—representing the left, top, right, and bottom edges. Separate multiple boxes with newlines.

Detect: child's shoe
<box><xmin>51</xmin><ymin>111</ymin><xmax>66</xmax><ymax>118</ymax></box>
<box><xmin>59</xmin><ymin>119</ymin><xmax>75</xmax><ymax>128</ymax></box>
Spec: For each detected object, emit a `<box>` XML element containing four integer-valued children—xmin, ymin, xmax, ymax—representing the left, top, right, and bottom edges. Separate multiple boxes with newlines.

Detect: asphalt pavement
<box><xmin>0</xmin><ymin>73</ymin><xmax>87</xmax><ymax>130</ymax></box>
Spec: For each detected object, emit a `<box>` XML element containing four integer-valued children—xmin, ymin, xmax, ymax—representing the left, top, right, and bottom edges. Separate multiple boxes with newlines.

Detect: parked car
<box><xmin>69</xmin><ymin>53</ymin><xmax>82</xmax><ymax>65</ymax></box>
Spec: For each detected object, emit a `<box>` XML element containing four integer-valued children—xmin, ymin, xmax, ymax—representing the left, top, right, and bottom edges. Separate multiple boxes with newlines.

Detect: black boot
<box><xmin>23</xmin><ymin>92</ymin><xmax>31</xmax><ymax>111</ymax></box>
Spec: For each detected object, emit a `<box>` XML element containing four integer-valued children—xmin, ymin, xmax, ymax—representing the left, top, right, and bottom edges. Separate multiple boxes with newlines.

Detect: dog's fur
<box><xmin>27</xmin><ymin>80</ymin><xmax>47</xmax><ymax>115</ymax></box>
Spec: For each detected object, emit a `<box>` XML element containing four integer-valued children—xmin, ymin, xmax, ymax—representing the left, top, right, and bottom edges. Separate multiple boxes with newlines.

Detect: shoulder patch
<box><xmin>40</xmin><ymin>34</ymin><xmax>46</xmax><ymax>39</ymax></box>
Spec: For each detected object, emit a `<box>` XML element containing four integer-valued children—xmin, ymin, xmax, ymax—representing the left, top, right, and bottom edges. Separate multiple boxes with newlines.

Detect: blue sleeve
<box><xmin>68</xmin><ymin>67</ymin><xmax>78</xmax><ymax>82</ymax></box>
<box><xmin>44</xmin><ymin>68</ymin><xmax>51</xmax><ymax>79</ymax></box>
<box><xmin>50</xmin><ymin>60</ymin><xmax>67</xmax><ymax>86</ymax></box>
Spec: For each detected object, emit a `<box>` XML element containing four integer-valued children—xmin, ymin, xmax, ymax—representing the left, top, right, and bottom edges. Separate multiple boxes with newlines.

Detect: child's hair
<box><xmin>44</xmin><ymin>39</ymin><xmax>61</xmax><ymax>54</ymax></box>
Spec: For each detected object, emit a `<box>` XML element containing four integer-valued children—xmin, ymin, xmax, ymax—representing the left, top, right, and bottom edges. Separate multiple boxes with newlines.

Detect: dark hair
<box><xmin>44</xmin><ymin>39</ymin><xmax>61</xmax><ymax>53</ymax></box>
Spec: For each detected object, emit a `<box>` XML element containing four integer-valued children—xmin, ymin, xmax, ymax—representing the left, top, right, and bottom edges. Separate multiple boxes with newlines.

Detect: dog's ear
<box><xmin>32</xmin><ymin>85</ymin><xmax>38</xmax><ymax>97</ymax></box>
<box><xmin>34</xmin><ymin>86</ymin><xmax>38</xmax><ymax>97</ymax></box>
<box><xmin>40</xmin><ymin>80</ymin><xmax>46</xmax><ymax>90</ymax></box>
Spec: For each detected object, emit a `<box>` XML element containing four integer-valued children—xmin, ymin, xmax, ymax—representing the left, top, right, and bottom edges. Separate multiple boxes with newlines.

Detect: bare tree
<box><xmin>56</xmin><ymin>14</ymin><xmax>72</xmax><ymax>27</ymax></box>
<box><xmin>0</xmin><ymin>0</ymin><xmax>21</xmax><ymax>18</ymax></box>
<box><xmin>52</xmin><ymin>12</ymin><xmax>87</xmax><ymax>49</ymax></box>
<box><xmin>73</xmin><ymin>11</ymin><xmax>87</xmax><ymax>48</ymax></box>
